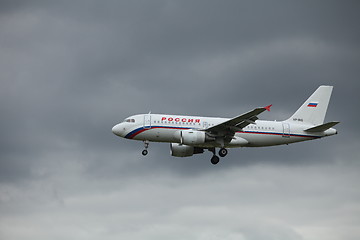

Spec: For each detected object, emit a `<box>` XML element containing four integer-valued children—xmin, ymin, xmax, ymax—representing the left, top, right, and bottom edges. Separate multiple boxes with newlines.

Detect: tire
<box><xmin>219</xmin><ymin>148</ymin><xmax>228</xmax><ymax>157</ymax></box>
<box><xmin>211</xmin><ymin>155</ymin><xmax>220</xmax><ymax>165</ymax></box>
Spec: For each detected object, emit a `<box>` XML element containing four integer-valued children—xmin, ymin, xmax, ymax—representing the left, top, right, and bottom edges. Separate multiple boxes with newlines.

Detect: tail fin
<box><xmin>287</xmin><ymin>85</ymin><xmax>333</xmax><ymax>125</ymax></box>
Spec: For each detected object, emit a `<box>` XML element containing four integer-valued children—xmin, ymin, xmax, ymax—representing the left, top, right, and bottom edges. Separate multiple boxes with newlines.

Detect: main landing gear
<box><xmin>219</xmin><ymin>148</ymin><xmax>228</xmax><ymax>157</ymax></box>
<box><xmin>209</xmin><ymin>148</ymin><xmax>228</xmax><ymax>165</ymax></box>
<box><xmin>142</xmin><ymin>140</ymin><xmax>149</xmax><ymax>156</ymax></box>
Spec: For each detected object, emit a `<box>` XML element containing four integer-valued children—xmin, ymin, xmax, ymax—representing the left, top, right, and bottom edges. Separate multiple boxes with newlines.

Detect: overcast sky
<box><xmin>1</xmin><ymin>1</ymin><xmax>360</xmax><ymax>240</ymax></box>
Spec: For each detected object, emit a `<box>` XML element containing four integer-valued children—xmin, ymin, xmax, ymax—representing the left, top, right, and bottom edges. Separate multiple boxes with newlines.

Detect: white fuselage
<box><xmin>112</xmin><ymin>113</ymin><xmax>336</xmax><ymax>148</ymax></box>
<box><xmin>112</xmin><ymin>86</ymin><xmax>338</xmax><ymax>164</ymax></box>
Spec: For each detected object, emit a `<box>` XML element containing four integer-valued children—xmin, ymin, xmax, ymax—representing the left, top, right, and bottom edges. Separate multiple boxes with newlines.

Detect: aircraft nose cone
<box><xmin>112</xmin><ymin>124</ymin><xmax>124</xmax><ymax>137</ymax></box>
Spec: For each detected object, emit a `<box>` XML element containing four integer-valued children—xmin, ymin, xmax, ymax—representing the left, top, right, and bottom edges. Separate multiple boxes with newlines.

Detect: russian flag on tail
<box><xmin>307</xmin><ymin>102</ymin><xmax>318</xmax><ymax>107</ymax></box>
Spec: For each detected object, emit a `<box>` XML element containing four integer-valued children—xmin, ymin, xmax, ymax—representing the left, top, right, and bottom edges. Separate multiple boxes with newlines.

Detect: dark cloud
<box><xmin>1</xmin><ymin>1</ymin><xmax>360</xmax><ymax>239</ymax></box>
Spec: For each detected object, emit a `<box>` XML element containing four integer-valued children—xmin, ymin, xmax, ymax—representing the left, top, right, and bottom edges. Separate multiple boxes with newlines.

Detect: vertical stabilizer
<box><xmin>287</xmin><ymin>86</ymin><xmax>333</xmax><ymax>125</ymax></box>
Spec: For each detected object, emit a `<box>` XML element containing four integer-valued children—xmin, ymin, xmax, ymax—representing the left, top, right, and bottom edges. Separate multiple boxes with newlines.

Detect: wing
<box><xmin>204</xmin><ymin>105</ymin><xmax>272</xmax><ymax>136</ymax></box>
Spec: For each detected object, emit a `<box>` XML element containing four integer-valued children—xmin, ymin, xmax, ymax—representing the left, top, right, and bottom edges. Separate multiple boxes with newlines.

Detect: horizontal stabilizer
<box><xmin>304</xmin><ymin>121</ymin><xmax>339</xmax><ymax>132</ymax></box>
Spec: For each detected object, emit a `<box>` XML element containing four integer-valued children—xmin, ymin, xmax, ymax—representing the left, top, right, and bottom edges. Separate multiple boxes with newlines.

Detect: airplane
<box><xmin>112</xmin><ymin>85</ymin><xmax>339</xmax><ymax>165</ymax></box>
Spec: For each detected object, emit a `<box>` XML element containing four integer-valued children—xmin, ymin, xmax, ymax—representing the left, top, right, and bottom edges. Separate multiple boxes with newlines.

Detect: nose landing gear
<box><xmin>142</xmin><ymin>140</ymin><xmax>149</xmax><ymax>156</ymax></box>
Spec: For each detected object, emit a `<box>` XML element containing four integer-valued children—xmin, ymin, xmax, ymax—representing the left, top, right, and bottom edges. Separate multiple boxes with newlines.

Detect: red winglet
<box><xmin>264</xmin><ymin>104</ymin><xmax>272</xmax><ymax>111</ymax></box>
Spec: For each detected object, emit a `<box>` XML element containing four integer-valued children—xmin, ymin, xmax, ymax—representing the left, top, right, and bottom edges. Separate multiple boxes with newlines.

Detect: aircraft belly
<box><xmin>239</xmin><ymin>132</ymin><xmax>289</xmax><ymax>147</ymax></box>
<box><xmin>239</xmin><ymin>132</ymin><xmax>315</xmax><ymax>147</ymax></box>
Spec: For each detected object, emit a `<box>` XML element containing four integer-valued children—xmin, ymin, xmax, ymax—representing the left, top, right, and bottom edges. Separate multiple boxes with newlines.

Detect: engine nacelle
<box><xmin>170</xmin><ymin>143</ymin><xmax>194</xmax><ymax>157</ymax></box>
<box><xmin>170</xmin><ymin>143</ymin><xmax>204</xmax><ymax>157</ymax></box>
<box><xmin>178</xmin><ymin>130</ymin><xmax>215</xmax><ymax>145</ymax></box>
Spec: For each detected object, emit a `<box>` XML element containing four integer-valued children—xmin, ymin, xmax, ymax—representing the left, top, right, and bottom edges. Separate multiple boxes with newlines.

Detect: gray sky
<box><xmin>1</xmin><ymin>1</ymin><xmax>360</xmax><ymax>240</ymax></box>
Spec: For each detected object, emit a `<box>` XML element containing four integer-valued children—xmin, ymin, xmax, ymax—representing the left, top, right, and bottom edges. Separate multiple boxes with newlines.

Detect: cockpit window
<box><xmin>124</xmin><ymin>118</ymin><xmax>135</xmax><ymax>123</ymax></box>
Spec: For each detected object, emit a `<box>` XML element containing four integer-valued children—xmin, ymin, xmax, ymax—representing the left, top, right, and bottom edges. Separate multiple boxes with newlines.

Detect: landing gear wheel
<box><xmin>211</xmin><ymin>155</ymin><xmax>220</xmax><ymax>165</ymax></box>
<box><xmin>142</xmin><ymin>140</ymin><xmax>149</xmax><ymax>156</ymax></box>
<box><xmin>219</xmin><ymin>148</ymin><xmax>228</xmax><ymax>157</ymax></box>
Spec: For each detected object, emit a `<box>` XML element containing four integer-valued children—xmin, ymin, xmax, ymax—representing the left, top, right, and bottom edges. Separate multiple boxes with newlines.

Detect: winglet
<box><xmin>264</xmin><ymin>104</ymin><xmax>272</xmax><ymax>111</ymax></box>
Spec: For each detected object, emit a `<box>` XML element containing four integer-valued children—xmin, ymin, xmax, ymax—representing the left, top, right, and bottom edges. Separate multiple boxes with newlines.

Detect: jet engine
<box><xmin>179</xmin><ymin>130</ymin><xmax>215</xmax><ymax>145</ymax></box>
<box><xmin>170</xmin><ymin>143</ymin><xmax>204</xmax><ymax>157</ymax></box>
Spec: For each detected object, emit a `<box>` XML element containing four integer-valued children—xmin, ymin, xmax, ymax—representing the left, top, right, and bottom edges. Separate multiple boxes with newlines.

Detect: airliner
<box><xmin>112</xmin><ymin>85</ymin><xmax>339</xmax><ymax>164</ymax></box>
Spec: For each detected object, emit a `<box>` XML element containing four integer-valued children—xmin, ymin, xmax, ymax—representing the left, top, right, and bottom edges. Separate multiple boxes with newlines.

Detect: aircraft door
<box><xmin>144</xmin><ymin>114</ymin><xmax>151</xmax><ymax>129</ymax></box>
<box><xmin>282</xmin><ymin>122</ymin><xmax>290</xmax><ymax>138</ymax></box>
